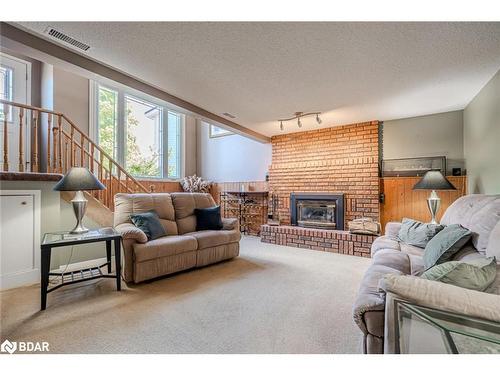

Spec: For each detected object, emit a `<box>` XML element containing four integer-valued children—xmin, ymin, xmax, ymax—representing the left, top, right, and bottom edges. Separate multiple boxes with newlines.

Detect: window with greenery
<box><xmin>94</xmin><ymin>83</ymin><xmax>183</xmax><ymax>179</ymax></box>
<box><xmin>0</xmin><ymin>66</ymin><xmax>13</xmax><ymax>121</ymax></box>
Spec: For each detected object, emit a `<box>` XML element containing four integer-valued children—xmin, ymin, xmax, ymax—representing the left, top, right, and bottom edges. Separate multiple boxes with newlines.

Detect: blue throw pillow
<box><xmin>130</xmin><ymin>210</ymin><xmax>166</xmax><ymax>241</ymax></box>
<box><xmin>423</xmin><ymin>224</ymin><xmax>472</xmax><ymax>270</ymax></box>
<box><xmin>195</xmin><ymin>206</ymin><xmax>223</xmax><ymax>231</ymax></box>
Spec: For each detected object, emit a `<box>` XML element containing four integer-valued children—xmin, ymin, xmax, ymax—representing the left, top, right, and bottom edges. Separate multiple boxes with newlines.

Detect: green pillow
<box><xmin>398</xmin><ymin>218</ymin><xmax>444</xmax><ymax>248</ymax></box>
<box><xmin>423</xmin><ymin>224</ymin><xmax>472</xmax><ymax>270</ymax></box>
<box><xmin>421</xmin><ymin>257</ymin><xmax>497</xmax><ymax>291</ymax></box>
<box><xmin>130</xmin><ymin>210</ymin><xmax>166</xmax><ymax>241</ymax></box>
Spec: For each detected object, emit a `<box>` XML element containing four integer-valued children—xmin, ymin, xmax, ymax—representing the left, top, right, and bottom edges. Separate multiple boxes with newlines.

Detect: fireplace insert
<box><xmin>290</xmin><ymin>193</ymin><xmax>344</xmax><ymax>230</ymax></box>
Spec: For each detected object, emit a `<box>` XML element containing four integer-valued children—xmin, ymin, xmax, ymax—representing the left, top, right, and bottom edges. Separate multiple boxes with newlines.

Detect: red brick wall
<box><xmin>269</xmin><ymin>121</ymin><xmax>380</xmax><ymax>225</ymax></box>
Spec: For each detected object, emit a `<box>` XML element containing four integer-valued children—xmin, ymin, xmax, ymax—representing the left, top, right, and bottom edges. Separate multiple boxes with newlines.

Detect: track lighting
<box><xmin>277</xmin><ymin>111</ymin><xmax>322</xmax><ymax>131</ymax></box>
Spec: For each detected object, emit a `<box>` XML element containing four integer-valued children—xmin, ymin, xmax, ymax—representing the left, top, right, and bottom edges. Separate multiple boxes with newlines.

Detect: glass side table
<box><xmin>40</xmin><ymin>227</ymin><xmax>122</xmax><ymax>310</ymax></box>
<box><xmin>394</xmin><ymin>299</ymin><xmax>500</xmax><ymax>354</ymax></box>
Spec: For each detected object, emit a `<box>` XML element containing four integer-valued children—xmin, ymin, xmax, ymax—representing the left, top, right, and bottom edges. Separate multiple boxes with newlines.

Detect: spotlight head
<box><xmin>280</xmin><ymin>121</ymin><xmax>284</xmax><ymax>131</ymax></box>
<box><xmin>316</xmin><ymin>114</ymin><xmax>322</xmax><ymax>124</ymax></box>
<box><xmin>297</xmin><ymin>117</ymin><xmax>302</xmax><ymax>128</ymax></box>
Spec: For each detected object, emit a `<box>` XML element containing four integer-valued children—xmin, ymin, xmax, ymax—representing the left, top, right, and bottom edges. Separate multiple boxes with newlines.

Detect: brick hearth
<box><xmin>261</xmin><ymin>225</ymin><xmax>375</xmax><ymax>258</ymax></box>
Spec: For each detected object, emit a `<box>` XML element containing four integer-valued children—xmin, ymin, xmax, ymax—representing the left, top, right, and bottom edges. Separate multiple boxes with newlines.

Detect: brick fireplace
<box><xmin>268</xmin><ymin>121</ymin><xmax>380</xmax><ymax>224</ymax></box>
<box><xmin>262</xmin><ymin>121</ymin><xmax>380</xmax><ymax>257</ymax></box>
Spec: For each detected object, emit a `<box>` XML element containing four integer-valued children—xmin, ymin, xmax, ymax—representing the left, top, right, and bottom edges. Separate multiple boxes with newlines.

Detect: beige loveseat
<box><xmin>114</xmin><ymin>192</ymin><xmax>241</xmax><ymax>283</ymax></box>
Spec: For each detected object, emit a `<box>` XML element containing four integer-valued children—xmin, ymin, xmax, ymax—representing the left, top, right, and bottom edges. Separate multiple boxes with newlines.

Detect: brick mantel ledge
<box><xmin>260</xmin><ymin>224</ymin><xmax>376</xmax><ymax>258</ymax></box>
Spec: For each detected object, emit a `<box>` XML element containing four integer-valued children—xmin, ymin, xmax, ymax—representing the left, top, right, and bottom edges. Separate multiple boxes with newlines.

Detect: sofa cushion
<box><xmin>372</xmin><ymin>249</ymin><xmax>411</xmax><ymax>274</ymax></box>
<box><xmin>133</xmin><ymin>235</ymin><xmax>198</xmax><ymax>262</ymax></box>
<box><xmin>186</xmin><ymin>230</ymin><xmax>241</xmax><ymax>250</ymax></box>
<box><xmin>370</xmin><ymin>236</ymin><xmax>400</xmax><ymax>257</ymax></box>
<box><xmin>171</xmin><ymin>193</ymin><xmax>217</xmax><ymax>234</ymax></box>
<box><xmin>440</xmin><ymin>194</ymin><xmax>500</xmax><ymax>253</ymax></box>
<box><xmin>400</xmin><ymin>242</ymin><xmax>425</xmax><ymax>257</ymax></box>
<box><xmin>114</xmin><ymin>193</ymin><xmax>178</xmax><ymax>235</ymax></box>
<box><xmin>398</xmin><ymin>218</ymin><xmax>444</xmax><ymax>248</ymax></box>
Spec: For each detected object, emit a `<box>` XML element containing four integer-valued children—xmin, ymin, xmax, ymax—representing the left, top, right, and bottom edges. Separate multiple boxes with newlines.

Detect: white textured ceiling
<box><xmin>15</xmin><ymin>22</ymin><xmax>500</xmax><ymax>137</ymax></box>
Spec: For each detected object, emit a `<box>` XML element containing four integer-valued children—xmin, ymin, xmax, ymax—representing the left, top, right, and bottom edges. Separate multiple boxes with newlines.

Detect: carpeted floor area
<box><xmin>0</xmin><ymin>236</ymin><xmax>370</xmax><ymax>354</ymax></box>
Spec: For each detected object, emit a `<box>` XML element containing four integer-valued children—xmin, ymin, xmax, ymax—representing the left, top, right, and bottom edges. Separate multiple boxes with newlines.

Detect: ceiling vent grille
<box><xmin>45</xmin><ymin>28</ymin><xmax>90</xmax><ymax>51</ymax></box>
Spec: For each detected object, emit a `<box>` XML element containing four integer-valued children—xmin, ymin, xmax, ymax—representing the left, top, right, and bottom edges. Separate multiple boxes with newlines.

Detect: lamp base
<box><xmin>427</xmin><ymin>190</ymin><xmax>441</xmax><ymax>225</ymax></box>
<box><xmin>70</xmin><ymin>190</ymin><xmax>89</xmax><ymax>234</ymax></box>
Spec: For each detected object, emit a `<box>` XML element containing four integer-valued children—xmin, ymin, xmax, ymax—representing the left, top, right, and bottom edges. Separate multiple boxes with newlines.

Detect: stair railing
<box><xmin>1</xmin><ymin>99</ymin><xmax>149</xmax><ymax>210</ymax></box>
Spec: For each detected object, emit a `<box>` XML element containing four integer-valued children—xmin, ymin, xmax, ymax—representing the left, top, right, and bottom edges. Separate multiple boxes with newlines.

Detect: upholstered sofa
<box><xmin>353</xmin><ymin>194</ymin><xmax>500</xmax><ymax>354</ymax></box>
<box><xmin>114</xmin><ymin>192</ymin><xmax>241</xmax><ymax>283</ymax></box>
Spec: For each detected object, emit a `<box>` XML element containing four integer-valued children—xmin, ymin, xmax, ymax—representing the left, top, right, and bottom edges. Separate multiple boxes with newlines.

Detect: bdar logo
<box><xmin>1</xmin><ymin>339</ymin><xmax>17</xmax><ymax>354</ymax></box>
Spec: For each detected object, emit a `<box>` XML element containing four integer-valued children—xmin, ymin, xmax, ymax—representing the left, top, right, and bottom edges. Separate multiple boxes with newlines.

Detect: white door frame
<box><xmin>0</xmin><ymin>190</ymin><xmax>41</xmax><ymax>290</ymax></box>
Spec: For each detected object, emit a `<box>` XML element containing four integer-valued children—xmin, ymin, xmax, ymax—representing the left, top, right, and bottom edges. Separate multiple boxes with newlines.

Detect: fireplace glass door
<box><xmin>297</xmin><ymin>200</ymin><xmax>336</xmax><ymax>228</ymax></box>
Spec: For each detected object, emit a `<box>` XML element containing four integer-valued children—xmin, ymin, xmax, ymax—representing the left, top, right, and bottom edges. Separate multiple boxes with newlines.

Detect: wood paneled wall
<box><xmin>380</xmin><ymin>176</ymin><xmax>467</xmax><ymax>232</ymax></box>
<box><xmin>138</xmin><ymin>179</ymin><xmax>183</xmax><ymax>193</ymax></box>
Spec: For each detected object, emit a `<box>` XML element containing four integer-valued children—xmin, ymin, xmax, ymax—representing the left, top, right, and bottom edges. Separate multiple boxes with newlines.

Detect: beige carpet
<box><xmin>0</xmin><ymin>236</ymin><xmax>370</xmax><ymax>353</ymax></box>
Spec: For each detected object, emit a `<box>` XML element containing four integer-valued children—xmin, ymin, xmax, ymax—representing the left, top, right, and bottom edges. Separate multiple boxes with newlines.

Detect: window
<box><xmin>93</xmin><ymin>82</ymin><xmax>184</xmax><ymax>179</ymax></box>
<box><xmin>209</xmin><ymin>124</ymin><xmax>233</xmax><ymax>138</ymax></box>
<box><xmin>0</xmin><ymin>66</ymin><xmax>13</xmax><ymax>121</ymax></box>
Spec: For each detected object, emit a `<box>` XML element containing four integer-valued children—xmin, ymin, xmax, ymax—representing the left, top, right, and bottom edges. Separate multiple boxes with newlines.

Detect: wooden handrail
<box><xmin>1</xmin><ymin>99</ymin><xmax>149</xmax><ymax>211</ymax></box>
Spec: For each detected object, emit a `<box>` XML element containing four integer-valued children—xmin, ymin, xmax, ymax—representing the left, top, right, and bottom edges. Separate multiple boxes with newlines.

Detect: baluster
<box><xmin>117</xmin><ymin>168</ymin><xmax>122</xmax><ymax>193</ymax></box>
<box><xmin>70</xmin><ymin>126</ymin><xmax>74</xmax><ymax>167</ymax></box>
<box><xmin>108</xmin><ymin>158</ymin><xmax>113</xmax><ymax>209</ymax></box>
<box><xmin>32</xmin><ymin>110</ymin><xmax>39</xmax><ymax>172</ymax></box>
<box><xmin>80</xmin><ymin>133</ymin><xmax>85</xmax><ymax>167</ymax></box>
<box><xmin>18</xmin><ymin>108</ymin><xmax>24</xmax><ymax>172</ymax></box>
<box><xmin>52</xmin><ymin>125</ymin><xmax>58</xmax><ymax>173</ymax></box>
<box><xmin>47</xmin><ymin>114</ymin><xmax>52</xmax><ymax>173</ymax></box>
<box><xmin>3</xmin><ymin>104</ymin><xmax>8</xmax><ymax>171</ymax></box>
<box><xmin>64</xmin><ymin>139</ymin><xmax>69</xmax><ymax>173</ymax></box>
<box><xmin>57</xmin><ymin>116</ymin><xmax>63</xmax><ymax>173</ymax></box>
<box><xmin>90</xmin><ymin>143</ymin><xmax>95</xmax><ymax>173</ymax></box>
<box><xmin>99</xmin><ymin>152</ymin><xmax>104</xmax><ymax>202</ymax></box>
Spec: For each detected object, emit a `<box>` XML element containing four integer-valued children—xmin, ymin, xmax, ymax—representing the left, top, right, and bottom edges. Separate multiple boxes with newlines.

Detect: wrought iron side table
<box><xmin>40</xmin><ymin>227</ymin><xmax>122</xmax><ymax>310</ymax></box>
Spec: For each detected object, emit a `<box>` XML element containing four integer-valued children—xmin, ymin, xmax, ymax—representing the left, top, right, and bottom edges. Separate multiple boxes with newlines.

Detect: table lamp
<box><xmin>53</xmin><ymin>167</ymin><xmax>106</xmax><ymax>234</ymax></box>
<box><xmin>413</xmin><ymin>170</ymin><xmax>456</xmax><ymax>224</ymax></box>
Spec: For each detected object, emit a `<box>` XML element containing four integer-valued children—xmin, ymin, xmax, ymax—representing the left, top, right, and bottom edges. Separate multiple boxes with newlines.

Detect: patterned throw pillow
<box><xmin>180</xmin><ymin>175</ymin><xmax>212</xmax><ymax>193</ymax></box>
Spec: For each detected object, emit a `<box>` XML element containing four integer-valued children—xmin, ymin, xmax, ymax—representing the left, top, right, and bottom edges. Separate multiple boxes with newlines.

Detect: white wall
<box><xmin>197</xmin><ymin>121</ymin><xmax>271</xmax><ymax>182</ymax></box>
<box><xmin>464</xmin><ymin>69</ymin><xmax>500</xmax><ymax>194</ymax></box>
<box><xmin>383</xmin><ymin>110</ymin><xmax>464</xmax><ymax>175</ymax></box>
<box><xmin>53</xmin><ymin>67</ymin><xmax>90</xmax><ymax>134</ymax></box>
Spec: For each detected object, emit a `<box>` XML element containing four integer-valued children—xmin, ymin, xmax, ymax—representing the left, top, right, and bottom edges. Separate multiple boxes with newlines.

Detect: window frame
<box><xmin>90</xmin><ymin>80</ymin><xmax>185</xmax><ymax>180</ymax></box>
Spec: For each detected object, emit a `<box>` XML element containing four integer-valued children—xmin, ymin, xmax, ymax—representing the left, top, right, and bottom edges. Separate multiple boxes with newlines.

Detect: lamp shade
<box><xmin>413</xmin><ymin>170</ymin><xmax>456</xmax><ymax>191</ymax></box>
<box><xmin>53</xmin><ymin>167</ymin><xmax>106</xmax><ymax>191</ymax></box>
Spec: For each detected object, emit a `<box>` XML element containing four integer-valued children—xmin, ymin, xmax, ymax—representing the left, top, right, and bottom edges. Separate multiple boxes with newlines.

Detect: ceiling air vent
<box><xmin>222</xmin><ymin>112</ymin><xmax>236</xmax><ymax>119</ymax></box>
<box><xmin>45</xmin><ymin>28</ymin><xmax>91</xmax><ymax>51</ymax></box>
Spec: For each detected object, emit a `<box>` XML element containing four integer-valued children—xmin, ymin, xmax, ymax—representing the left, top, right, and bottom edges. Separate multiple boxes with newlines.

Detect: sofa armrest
<box><xmin>379</xmin><ymin>274</ymin><xmax>500</xmax><ymax>323</ymax></box>
<box><xmin>385</xmin><ymin>222</ymin><xmax>402</xmax><ymax>238</ymax></box>
<box><xmin>115</xmin><ymin>223</ymin><xmax>148</xmax><ymax>244</ymax></box>
<box><xmin>222</xmin><ymin>217</ymin><xmax>239</xmax><ymax>231</ymax></box>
